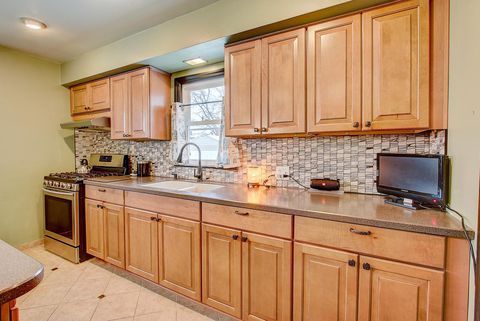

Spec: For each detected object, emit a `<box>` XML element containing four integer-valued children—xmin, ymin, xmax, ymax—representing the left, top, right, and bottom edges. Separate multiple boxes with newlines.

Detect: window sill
<box><xmin>173</xmin><ymin>163</ymin><xmax>240</xmax><ymax>170</ymax></box>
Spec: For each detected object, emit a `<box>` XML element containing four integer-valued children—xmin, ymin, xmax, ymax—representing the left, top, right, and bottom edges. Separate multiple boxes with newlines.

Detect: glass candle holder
<box><xmin>247</xmin><ymin>166</ymin><xmax>261</xmax><ymax>187</ymax></box>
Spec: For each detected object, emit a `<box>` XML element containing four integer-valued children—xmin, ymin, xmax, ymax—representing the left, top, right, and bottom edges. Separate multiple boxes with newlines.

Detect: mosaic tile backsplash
<box><xmin>75</xmin><ymin>130</ymin><xmax>446</xmax><ymax>194</ymax></box>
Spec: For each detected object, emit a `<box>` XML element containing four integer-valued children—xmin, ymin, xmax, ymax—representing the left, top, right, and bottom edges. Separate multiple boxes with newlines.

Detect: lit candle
<box><xmin>247</xmin><ymin>166</ymin><xmax>261</xmax><ymax>187</ymax></box>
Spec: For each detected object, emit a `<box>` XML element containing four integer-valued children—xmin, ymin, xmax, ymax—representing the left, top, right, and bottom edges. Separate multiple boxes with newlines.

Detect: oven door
<box><xmin>43</xmin><ymin>187</ymin><xmax>79</xmax><ymax>247</ymax></box>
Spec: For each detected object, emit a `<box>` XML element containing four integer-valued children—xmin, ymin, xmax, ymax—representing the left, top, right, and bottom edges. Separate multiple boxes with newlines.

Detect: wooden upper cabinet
<box><xmin>307</xmin><ymin>15</ymin><xmax>362</xmax><ymax>133</ymax></box>
<box><xmin>242</xmin><ymin>232</ymin><xmax>292</xmax><ymax>321</ymax></box>
<box><xmin>125</xmin><ymin>207</ymin><xmax>159</xmax><ymax>282</ymax></box>
<box><xmin>225</xmin><ymin>40</ymin><xmax>262</xmax><ymax>136</ymax></box>
<box><xmin>293</xmin><ymin>243</ymin><xmax>358</xmax><ymax>321</ymax></box>
<box><xmin>85</xmin><ymin>199</ymin><xmax>105</xmax><ymax>259</ymax></box>
<box><xmin>110</xmin><ymin>74</ymin><xmax>129</xmax><ymax>140</ymax></box>
<box><xmin>70</xmin><ymin>84</ymin><xmax>89</xmax><ymax>115</ymax></box>
<box><xmin>158</xmin><ymin>215</ymin><xmax>201</xmax><ymax>301</ymax></box>
<box><xmin>262</xmin><ymin>29</ymin><xmax>306</xmax><ymax>135</ymax></box>
<box><xmin>202</xmin><ymin>224</ymin><xmax>242</xmax><ymax>318</ymax></box>
<box><xmin>358</xmin><ymin>256</ymin><xmax>444</xmax><ymax>321</ymax></box>
<box><xmin>362</xmin><ymin>0</ymin><xmax>430</xmax><ymax>130</ymax></box>
<box><xmin>89</xmin><ymin>78</ymin><xmax>110</xmax><ymax>112</ymax></box>
<box><xmin>129</xmin><ymin>68</ymin><xmax>150</xmax><ymax>139</ymax></box>
<box><xmin>103</xmin><ymin>203</ymin><xmax>125</xmax><ymax>268</ymax></box>
<box><xmin>70</xmin><ymin>78</ymin><xmax>110</xmax><ymax>116</ymax></box>
<box><xmin>110</xmin><ymin>67</ymin><xmax>171</xmax><ymax>140</ymax></box>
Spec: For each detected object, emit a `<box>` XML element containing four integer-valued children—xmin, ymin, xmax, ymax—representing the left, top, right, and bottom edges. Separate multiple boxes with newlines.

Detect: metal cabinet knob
<box><xmin>234</xmin><ymin>210</ymin><xmax>249</xmax><ymax>216</ymax></box>
<box><xmin>363</xmin><ymin>263</ymin><xmax>371</xmax><ymax>270</ymax></box>
<box><xmin>365</xmin><ymin>121</ymin><xmax>372</xmax><ymax>127</ymax></box>
<box><xmin>261</xmin><ymin>127</ymin><xmax>268</xmax><ymax>133</ymax></box>
<box><xmin>348</xmin><ymin>259</ymin><xmax>356</xmax><ymax>267</ymax></box>
<box><xmin>232</xmin><ymin>235</ymin><xmax>239</xmax><ymax>240</ymax></box>
<box><xmin>353</xmin><ymin>122</ymin><xmax>360</xmax><ymax>128</ymax></box>
<box><xmin>254</xmin><ymin>128</ymin><xmax>260</xmax><ymax>133</ymax></box>
<box><xmin>241</xmin><ymin>236</ymin><xmax>248</xmax><ymax>242</ymax></box>
<box><xmin>150</xmin><ymin>217</ymin><xmax>157</xmax><ymax>221</ymax></box>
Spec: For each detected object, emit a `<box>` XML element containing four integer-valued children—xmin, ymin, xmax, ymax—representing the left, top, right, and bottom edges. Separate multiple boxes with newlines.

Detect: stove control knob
<box><xmin>54</xmin><ymin>181</ymin><xmax>60</xmax><ymax>187</ymax></box>
<box><xmin>60</xmin><ymin>183</ymin><xmax>66</xmax><ymax>189</ymax></box>
<box><xmin>43</xmin><ymin>181</ymin><xmax>47</xmax><ymax>186</ymax></box>
<box><xmin>65</xmin><ymin>183</ymin><xmax>72</xmax><ymax>190</ymax></box>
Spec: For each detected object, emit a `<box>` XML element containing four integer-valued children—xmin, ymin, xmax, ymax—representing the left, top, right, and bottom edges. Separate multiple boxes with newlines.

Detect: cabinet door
<box><xmin>358</xmin><ymin>256</ymin><xmax>444</xmax><ymax>321</ymax></box>
<box><xmin>103</xmin><ymin>203</ymin><xmax>125</xmax><ymax>268</ymax></box>
<box><xmin>85</xmin><ymin>199</ymin><xmax>104</xmax><ymax>259</ymax></box>
<box><xmin>129</xmin><ymin>68</ymin><xmax>150</xmax><ymax>139</ymax></box>
<box><xmin>225</xmin><ymin>40</ymin><xmax>262</xmax><ymax>136</ymax></box>
<box><xmin>242</xmin><ymin>232</ymin><xmax>292</xmax><ymax>321</ymax></box>
<box><xmin>262</xmin><ymin>29</ymin><xmax>305</xmax><ymax>135</ymax></box>
<box><xmin>158</xmin><ymin>215</ymin><xmax>201</xmax><ymax>301</ymax></box>
<box><xmin>362</xmin><ymin>0</ymin><xmax>429</xmax><ymax>130</ymax></box>
<box><xmin>202</xmin><ymin>224</ymin><xmax>242</xmax><ymax>318</ymax></box>
<box><xmin>293</xmin><ymin>243</ymin><xmax>358</xmax><ymax>321</ymax></box>
<box><xmin>110</xmin><ymin>74</ymin><xmax>129</xmax><ymax>139</ymax></box>
<box><xmin>125</xmin><ymin>207</ymin><xmax>159</xmax><ymax>282</ymax></box>
<box><xmin>70</xmin><ymin>84</ymin><xmax>89</xmax><ymax>115</ymax></box>
<box><xmin>307</xmin><ymin>15</ymin><xmax>361</xmax><ymax>133</ymax></box>
<box><xmin>89</xmin><ymin>78</ymin><xmax>110</xmax><ymax>112</ymax></box>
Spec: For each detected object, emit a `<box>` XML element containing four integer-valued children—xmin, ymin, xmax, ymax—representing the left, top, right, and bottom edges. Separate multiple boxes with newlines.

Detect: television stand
<box><xmin>384</xmin><ymin>196</ymin><xmax>423</xmax><ymax>210</ymax></box>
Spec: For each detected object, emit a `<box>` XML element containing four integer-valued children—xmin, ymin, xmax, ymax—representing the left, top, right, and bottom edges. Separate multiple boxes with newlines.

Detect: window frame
<box><xmin>174</xmin><ymin>70</ymin><xmax>225</xmax><ymax>166</ymax></box>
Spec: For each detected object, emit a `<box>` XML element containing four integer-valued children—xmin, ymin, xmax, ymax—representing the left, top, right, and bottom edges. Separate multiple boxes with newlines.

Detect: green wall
<box><xmin>0</xmin><ymin>46</ymin><xmax>74</xmax><ymax>247</ymax></box>
<box><xmin>449</xmin><ymin>1</ymin><xmax>480</xmax><ymax>320</ymax></box>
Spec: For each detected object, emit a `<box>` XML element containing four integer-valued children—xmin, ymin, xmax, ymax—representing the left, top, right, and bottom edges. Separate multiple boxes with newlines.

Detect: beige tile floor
<box><xmin>18</xmin><ymin>246</ymin><xmax>214</xmax><ymax>321</ymax></box>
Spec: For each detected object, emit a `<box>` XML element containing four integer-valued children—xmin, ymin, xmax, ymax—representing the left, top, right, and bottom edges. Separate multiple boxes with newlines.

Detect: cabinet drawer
<box><xmin>295</xmin><ymin>217</ymin><xmax>446</xmax><ymax>268</ymax></box>
<box><xmin>86</xmin><ymin>186</ymin><xmax>124</xmax><ymax>205</ymax></box>
<box><xmin>125</xmin><ymin>191</ymin><xmax>200</xmax><ymax>221</ymax></box>
<box><xmin>202</xmin><ymin>203</ymin><xmax>292</xmax><ymax>239</ymax></box>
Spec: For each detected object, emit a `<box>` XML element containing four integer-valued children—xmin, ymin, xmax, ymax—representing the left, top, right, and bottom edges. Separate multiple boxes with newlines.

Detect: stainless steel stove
<box><xmin>43</xmin><ymin>154</ymin><xmax>129</xmax><ymax>263</ymax></box>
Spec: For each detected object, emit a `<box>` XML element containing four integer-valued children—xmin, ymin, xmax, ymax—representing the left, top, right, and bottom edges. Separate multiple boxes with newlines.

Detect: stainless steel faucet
<box><xmin>176</xmin><ymin>143</ymin><xmax>203</xmax><ymax>180</ymax></box>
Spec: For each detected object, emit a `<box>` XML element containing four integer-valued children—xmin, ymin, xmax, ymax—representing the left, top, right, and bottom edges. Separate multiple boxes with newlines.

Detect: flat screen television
<box><xmin>376</xmin><ymin>153</ymin><xmax>448</xmax><ymax>209</ymax></box>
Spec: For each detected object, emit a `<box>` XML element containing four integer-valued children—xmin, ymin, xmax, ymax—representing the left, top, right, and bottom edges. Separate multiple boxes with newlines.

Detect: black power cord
<box><xmin>419</xmin><ymin>203</ymin><xmax>476</xmax><ymax>271</ymax></box>
<box><xmin>285</xmin><ymin>174</ymin><xmax>310</xmax><ymax>190</ymax></box>
<box><xmin>446</xmin><ymin>205</ymin><xmax>477</xmax><ymax>272</ymax></box>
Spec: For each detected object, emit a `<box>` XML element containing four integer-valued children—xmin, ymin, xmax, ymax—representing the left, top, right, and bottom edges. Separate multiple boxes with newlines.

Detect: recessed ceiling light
<box><xmin>183</xmin><ymin>58</ymin><xmax>207</xmax><ymax>66</ymax></box>
<box><xmin>20</xmin><ymin>17</ymin><xmax>47</xmax><ymax>30</ymax></box>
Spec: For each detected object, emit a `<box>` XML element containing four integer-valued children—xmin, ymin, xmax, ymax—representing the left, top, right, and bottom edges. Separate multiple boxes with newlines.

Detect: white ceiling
<box><xmin>0</xmin><ymin>0</ymin><xmax>219</xmax><ymax>62</ymax></box>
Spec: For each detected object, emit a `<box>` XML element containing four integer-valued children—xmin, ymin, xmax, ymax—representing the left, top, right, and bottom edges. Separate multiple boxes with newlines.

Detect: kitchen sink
<box><xmin>141</xmin><ymin>180</ymin><xmax>224</xmax><ymax>193</ymax></box>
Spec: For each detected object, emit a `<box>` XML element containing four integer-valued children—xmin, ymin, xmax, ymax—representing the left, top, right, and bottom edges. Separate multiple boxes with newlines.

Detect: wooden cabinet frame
<box><xmin>110</xmin><ymin>67</ymin><xmax>171</xmax><ymax>141</ymax></box>
<box><xmin>70</xmin><ymin>78</ymin><xmax>110</xmax><ymax>116</ymax></box>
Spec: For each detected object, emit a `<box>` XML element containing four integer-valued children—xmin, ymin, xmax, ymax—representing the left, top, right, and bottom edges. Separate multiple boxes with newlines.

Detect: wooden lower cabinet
<box><xmin>103</xmin><ymin>203</ymin><xmax>125</xmax><ymax>268</ymax></box>
<box><xmin>158</xmin><ymin>215</ymin><xmax>201</xmax><ymax>300</ymax></box>
<box><xmin>85</xmin><ymin>199</ymin><xmax>105</xmax><ymax>259</ymax></box>
<box><xmin>125</xmin><ymin>207</ymin><xmax>159</xmax><ymax>282</ymax></box>
<box><xmin>202</xmin><ymin>224</ymin><xmax>242</xmax><ymax>318</ymax></box>
<box><xmin>358</xmin><ymin>256</ymin><xmax>444</xmax><ymax>321</ymax></box>
<box><xmin>202</xmin><ymin>224</ymin><xmax>292</xmax><ymax>321</ymax></box>
<box><xmin>293</xmin><ymin>243</ymin><xmax>358</xmax><ymax>321</ymax></box>
<box><xmin>242</xmin><ymin>232</ymin><xmax>292</xmax><ymax>321</ymax></box>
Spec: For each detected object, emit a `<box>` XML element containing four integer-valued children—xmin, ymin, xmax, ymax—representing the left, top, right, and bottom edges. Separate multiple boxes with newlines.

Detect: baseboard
<box><xmin>16</xmin><ymin>238</ymin><xmax>44</xmax><ymax>251</ymax></box>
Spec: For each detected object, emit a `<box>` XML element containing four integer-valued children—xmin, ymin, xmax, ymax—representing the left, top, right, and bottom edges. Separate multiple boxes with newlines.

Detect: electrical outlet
<box><xmin>275</xmin><ymin>166</ymin><xmax>289</xmax><ymax>179</ymax></box>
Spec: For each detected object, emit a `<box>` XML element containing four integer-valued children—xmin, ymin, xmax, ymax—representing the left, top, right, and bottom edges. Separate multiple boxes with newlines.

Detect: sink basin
<box><xmin>141</xmin><ymin>181</ymin><xmax>224</xmax><ymax>193</ymax></box>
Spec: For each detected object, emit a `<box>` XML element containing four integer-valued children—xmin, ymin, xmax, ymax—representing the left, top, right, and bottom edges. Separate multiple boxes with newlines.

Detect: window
<box><xmin>181</xmin><ymin>76</ymin><xmax>225</xmax><ymax>165</ymax></box>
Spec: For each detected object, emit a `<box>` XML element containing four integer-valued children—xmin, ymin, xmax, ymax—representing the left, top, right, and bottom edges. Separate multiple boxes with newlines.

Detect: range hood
<box><xmin>60</xmin><ymin>117</ymin><xmax>110</xmax><ymax>132</ymax></box>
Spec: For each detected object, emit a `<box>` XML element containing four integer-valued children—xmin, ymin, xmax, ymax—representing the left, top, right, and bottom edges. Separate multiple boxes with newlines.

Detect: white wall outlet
<box><xmin>276</xmin><ymin>166</ymin><xmax>290</xmax><ymax>179</ymax></box>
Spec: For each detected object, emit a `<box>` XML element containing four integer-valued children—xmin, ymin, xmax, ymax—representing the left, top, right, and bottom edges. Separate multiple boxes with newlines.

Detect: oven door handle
<box><xmin>42</xmin><ymin>188</ymin><xmax>75</xmax><ymax>197</ymax></box>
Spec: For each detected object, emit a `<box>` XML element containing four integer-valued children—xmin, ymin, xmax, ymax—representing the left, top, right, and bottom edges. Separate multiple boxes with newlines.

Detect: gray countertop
<box><xmin>0</xmin><ymin>240</ymin><xmax>44</xmax><ymax>304</ymax></box>
<box><xmin>85</xmin><ymin>176</ymin><xmax>474</xmax><ymax>239</ymax></box>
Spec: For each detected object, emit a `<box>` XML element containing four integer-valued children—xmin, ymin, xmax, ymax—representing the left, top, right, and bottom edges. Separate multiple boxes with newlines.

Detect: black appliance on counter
<box><xmin>43</xmin><ymin>154</ymin><xmax>129</xmax><ymax>263</ymax></box>
<box><xmin>376</xmin><ymin>153</ymin><xmax>449</xmax><ymax>210</ymax></box>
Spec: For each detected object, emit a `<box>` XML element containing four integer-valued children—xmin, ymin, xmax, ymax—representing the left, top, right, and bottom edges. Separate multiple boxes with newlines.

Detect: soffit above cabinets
<box><xmin>0</xmin><ymin>0</ymin><xmax>219</xmax><ymax>62</ymax></box>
